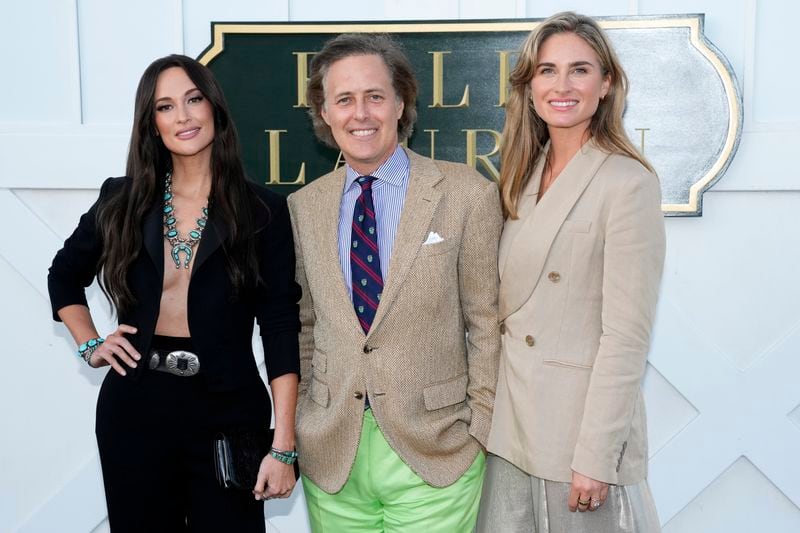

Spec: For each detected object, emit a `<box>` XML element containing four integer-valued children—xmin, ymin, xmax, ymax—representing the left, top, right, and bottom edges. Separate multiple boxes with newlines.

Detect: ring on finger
<box><xmin>591</xmin><ymin>499</ymin><xmax>602</xmax><ymax>509</ymax></box>
<box><xmin>577</xmin><ymin>498</ymin><xmax>590</xmax><ymax>506</ymax></box>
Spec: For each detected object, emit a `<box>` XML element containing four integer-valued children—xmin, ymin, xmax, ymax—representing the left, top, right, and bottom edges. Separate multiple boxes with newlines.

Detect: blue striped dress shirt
<box><xmin>338</xmin><ymin>145</ymin><xmax>410</xmax><ymax>300</ymax></box>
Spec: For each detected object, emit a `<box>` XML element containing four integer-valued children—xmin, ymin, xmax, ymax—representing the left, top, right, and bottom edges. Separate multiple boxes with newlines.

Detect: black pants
<box><xmin>95</xmin><ymin>336</ymin><xmax>270</xmax><ymax>533</ymax></box>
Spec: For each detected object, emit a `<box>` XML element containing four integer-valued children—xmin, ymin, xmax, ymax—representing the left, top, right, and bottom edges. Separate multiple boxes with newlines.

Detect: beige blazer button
<box><xmin>525</xmin><ymin>335</ymin><xmax>535</xmax><ymax>347</ymax></box>
<box><xmin>548</xmin><ymin>271</ymin><xmax>561</xmax><ymax>283</ymax></box>
<box><xmin>499</xmin><ymin>323</ymin><xmax>506</xmax><ymax>334</ymax></box>
<box><xmin>363</xmin><ymin>345</ymin><xmax>373</xmax><ymax>354</ymax></box>
<box><xmin>354</xmin><ymin>391</ymin><xmax>364</xmax><ymax>400</ymax></box>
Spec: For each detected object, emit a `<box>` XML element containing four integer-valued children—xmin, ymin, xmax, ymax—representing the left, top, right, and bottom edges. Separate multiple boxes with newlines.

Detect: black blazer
<box><xmin>48</xmin><ymin>177</ymin><xmax>301</xmax><ymax>391</ymax></box>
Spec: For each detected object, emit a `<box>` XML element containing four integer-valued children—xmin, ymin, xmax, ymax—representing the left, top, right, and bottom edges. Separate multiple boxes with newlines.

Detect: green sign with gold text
<box><xmin>199</xmin><ymin>17</ymin><xmax>741</xmax><ymax>216</ymax></box>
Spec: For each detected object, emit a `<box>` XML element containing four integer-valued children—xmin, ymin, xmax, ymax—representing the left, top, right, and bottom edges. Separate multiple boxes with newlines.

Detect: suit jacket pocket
<box><xmin>417</xmin><ymin>239</ymin><xmax>457</xmax><ymax>257</ymax></box>
<box><xmin>310</xmin><ymin>376</ymin><xmax>330</xmax><ymax>407</ymax></box>
<box><xmin>561</xmin><ymin>219</ymin><xmax>592</xmax><ymax>233</ymax></box>
<box><xmin>542</xmin><ymin>359</ymin><xmax>593</xmax><ymax>370</ymax></box>
<box><xmin>423</xmin><ymin>373</ymin><xmax>468</xmax><ymax>410</ymax></box>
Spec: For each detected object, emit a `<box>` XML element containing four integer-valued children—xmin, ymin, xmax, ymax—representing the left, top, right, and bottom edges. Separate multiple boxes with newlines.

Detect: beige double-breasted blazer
<box><xmin>487</xmin><ymin>140</ymin><xmax>665</xmax><ymax>486</ymax></box>
<box><xmin>288</xmin><ymin>148</ymin><xmax>502</xmax><ymax>493</ymax></box>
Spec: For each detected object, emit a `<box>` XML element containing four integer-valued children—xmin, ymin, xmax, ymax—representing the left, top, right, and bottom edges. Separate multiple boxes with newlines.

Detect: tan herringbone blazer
<box><xmin>487</xmin><ymin>140</ymin><xmax>665</xmax><ymax>485</ymax></box>
<box><xmin>288</xmin><ymin>148</ymin><xmax>502</xmax><ymax>493</ymax></box>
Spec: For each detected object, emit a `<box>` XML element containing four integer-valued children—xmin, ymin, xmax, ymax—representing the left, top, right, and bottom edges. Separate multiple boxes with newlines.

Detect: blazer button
<box><xmin>499</xmin><ymin>323</ymin><xmax>506</xmax><ymax>334</ymax></box>
<box><xmin>363</xmin><ymin>345</ymin><xmax>373</xmax><ymax>354</ymax></box>
<box><xmin>548</xmin><ymin>271</ymin><xmax>561</xmax><ymax>283</ymax></box>
<box><xmin>354</xmin><ymin>391</ymin><xmax>364</xmax><ymax>400</ymax></box>
<box><xmin>525</xmin><ymin>335</ymin><xmax>535</xmax><ymax>347</ymax></box>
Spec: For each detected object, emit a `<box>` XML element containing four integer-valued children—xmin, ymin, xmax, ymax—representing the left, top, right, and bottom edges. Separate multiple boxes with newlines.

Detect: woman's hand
<box><xmin>89</xmin><ymin>325</ymin><xmax>140</xmax><ymax>375</ymax></box>
<box><xmin>568</xmin><ymin>470</ymin><xmax>609</xmax><ymax>512</ymax></box>
<box><xmin>253</xmin><ymin>454</ymin><xmax>296</xmax><ymax>501</ymax></box>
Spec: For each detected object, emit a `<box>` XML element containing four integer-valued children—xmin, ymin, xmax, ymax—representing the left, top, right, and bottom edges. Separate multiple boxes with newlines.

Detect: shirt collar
<box><xmin>344</xmin><ymin>145</ymin><xmax>410</xmax><ymax>191</ymax></box>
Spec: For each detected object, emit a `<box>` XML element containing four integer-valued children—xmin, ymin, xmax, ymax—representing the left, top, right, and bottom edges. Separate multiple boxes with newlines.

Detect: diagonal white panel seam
<box><xmin>647</xmin><ymin>297</ymin><xmax>800</xmax><ymax>522</ymax></box>
<box><xmin>0</xmin><ymin>189</ymin><xmax>66</xmax><ymax>300</ymax></box>
<box><xmin>739</xmin><ymin>318</ymin><xmax>800</xmax><ymax>507</ymax></box>
<box><xmin>16</xmin><ymin>455</ymin><xmax>107</xmax><ymax>533</ymax></box>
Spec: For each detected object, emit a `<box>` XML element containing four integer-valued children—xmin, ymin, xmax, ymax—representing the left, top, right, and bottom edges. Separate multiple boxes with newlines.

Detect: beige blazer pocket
<box><xmin>418</xmin><ymin>239</ymin><xmax>457</xmax><ymax>257</ymax></box>
<box><xmin>561</xmin><ymin>219</ymin><xmax>592</xmax><ymax>233</ymax></box>
<box><xmin>423</xmin><ymin>373</ymin><xmax>468</xmax><ymax>410</ymax></box>
<box><xmin>542</xmin><ymin>359</ymin><xmax>593</xmax><ymax>370</ymax></box>
<box><xmin>310</xmin><ymin>376</ymin><xmax>330</xmax><ymax>407</ymax></box>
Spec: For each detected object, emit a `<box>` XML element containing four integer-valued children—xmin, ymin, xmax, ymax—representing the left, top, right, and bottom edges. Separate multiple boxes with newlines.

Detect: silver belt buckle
<box><xmin>149</xmin><ymin>350</ymin><xmax>200</xmax><ymax>376</ymax></box>
<box><xmin>166</xmin><ymin>350</ymin><xmax>200</xmax><ymax>376</ymax></box>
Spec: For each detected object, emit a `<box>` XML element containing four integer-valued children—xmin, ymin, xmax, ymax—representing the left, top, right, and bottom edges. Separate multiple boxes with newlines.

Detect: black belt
<box><xmin>148</xmin><ymin>348</ymin><xmax>201</xmax><ymax>377</ymax></box>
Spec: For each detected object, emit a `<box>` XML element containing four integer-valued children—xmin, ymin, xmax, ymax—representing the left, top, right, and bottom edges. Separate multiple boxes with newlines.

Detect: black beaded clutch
<box><xmin>213</xmin><ymin>427</ymin><xmax>299</xmax><ymax>490</ymax></box>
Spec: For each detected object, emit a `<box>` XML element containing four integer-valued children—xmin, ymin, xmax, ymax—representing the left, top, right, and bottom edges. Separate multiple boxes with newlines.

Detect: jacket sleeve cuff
<box><xmin>262</xmin><ymin>330</ymin><xmax>300</xmax><ymax>381</ymax></box>
<box><xmin>570</xmin><ymin>441</ymin><xmax>620</xmax><ymax>485</ymax></box>
<box><xmin>469</xmin><ymin>411</ymin><xmax>493</xmax><ymax>448</ymax></box>
<box><xmin>49</xmin><ymin>293</ymin><xmax>89</xmax><ymax>322</ymax></box>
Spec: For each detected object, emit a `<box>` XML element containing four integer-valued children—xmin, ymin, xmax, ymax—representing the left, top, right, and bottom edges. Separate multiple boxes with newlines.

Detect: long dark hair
<box><xmin>96</xmin><ymin>54</ymin><xmax>258</xmax><ymax>312</ymax></box>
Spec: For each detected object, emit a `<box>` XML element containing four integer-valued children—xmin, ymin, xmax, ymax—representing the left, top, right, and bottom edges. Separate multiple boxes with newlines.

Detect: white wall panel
<box><xmin>646</xmin><ymin>192</ymin><xmax>800</xmax><ymax>529</ymax></box>
<box><xmin>663</xmin><ymin>457</ymin><xmax>800</xmax><ymax>533</ymax></box>
<box><xmin>290</xmin><ymin>0</ymin><xmax>385</xmax><ymax>21</ymax></box>
<box><xmin>707</xmin><ymin>130</ymin><xmax>800</xmax><ymax>191</ymax></box>
<box><xmin>77</xmin><ymin>0</ymin><xmax>182</xmax><ymax>124</ymax></box>
<box><xmin>641</xmin><ymin>364</ymin><xmax>698</xmax><ymax>457</ymax></box>
<box><xmin>0</xmin><ymin>266</ymin><xmax>104</xmax><ymax>531</ymax></box>
<box><xmin>0</xmin><ymin>126</ymin><xmax>128</xmax><ymax>189</ymax></box>
<box><xmin>458</xmin><ymin>0</ymin><xmax>519</xmax><ymax>19</ymax></box>
<box><xmin>661</xmin><ymin>191</ymin><xmax>800</xmax><ymax>370</ymax></box>
<box><xmin>289</xmin><ymin>0</ymin><xmax>472</xmax><ymax>21</ymax></box>
<box><xmin>524</xmin><ymin>0</ymin><xmax>631</xmax><ymax>18</ymax></box>
<box><xmin>12</xmin><ymin>189</ymin><xmax>101</xmax><ymax>240</ymax></box>
<box><xmin>646</xmin><ymin>291</ymin><xmax>800</xmax><ymax>527</ymax></box>
<box><xmin>0</xmin><ymin>2</ymin><xmax>81</xmax><ymax>123</ymax></box>
<box><xmin>384</xmin><ymin>0</ymin><xmax>459</xmax><ymax>19</ymax></box>
<box><xmin>16</xmin><ymin>457</ymin><xmax>107</xmax><ymax>533</ymax></box>
<box><xmin>753</xmin><ymin>1</ymin><xmax>800</xmax><ymax>124</ymax></box>
<box><xmin>183</xmin><ymin>0</ymin><xmax>290</xmax><ymax>58</ymax></box>
<box><xmin>639</xmin><ymin>0</ymin><xmax>747</xmax><ymax>84</ymax></box>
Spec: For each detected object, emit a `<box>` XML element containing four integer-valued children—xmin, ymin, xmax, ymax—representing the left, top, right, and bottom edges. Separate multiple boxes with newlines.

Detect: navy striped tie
<box><xmin>351</xmin><ymin>176</ymin><xmax>383</xmax><ymax>333</ymax></box>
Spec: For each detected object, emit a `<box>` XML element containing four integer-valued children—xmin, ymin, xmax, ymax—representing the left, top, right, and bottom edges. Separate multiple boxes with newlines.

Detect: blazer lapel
<box><xmin>191</xmin><ymin>214</ymin><xmax>228</xmax><ymax>278</ymax></box>
<box><xmin>498</xmin><ymin>152</ymin><xmax>546</xmax><ymax>280</ymax></box>
<box><xmin>314</xmin><ymin>168</ymin><xmax>364</xmax><ymax>333</ymax></box>
<box><xmin>368</xmin><ymin>150</ymin><xmax>442</xmax><ymax>335</ymax></box>
<box><xmin>499</xmin><ymin>140</ymin><xmax>609</xmax><ymax>320</ymax></box>
<box><xmin>143</xmin><ymin>201</ymin><xmax>165</xmax><ymax>282</ymax></box>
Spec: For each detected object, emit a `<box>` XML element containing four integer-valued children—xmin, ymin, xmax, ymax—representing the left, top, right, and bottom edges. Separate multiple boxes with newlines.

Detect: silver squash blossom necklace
<box><xmin>162</xmin><ymin>172</ymin><xmax>209</xmax><ymax>269</ymax></box>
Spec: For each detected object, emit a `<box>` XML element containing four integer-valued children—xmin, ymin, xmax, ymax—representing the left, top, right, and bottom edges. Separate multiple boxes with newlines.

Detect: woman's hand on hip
<box><xmin>253</xmin><ymin>454</ymin><xmax>296</xmax><ymax>501</ymax></box>
<box><xmin>569</xmin><ymin>470</ymin><xmax>609</xmax><ymax>512</ymax></box>
<box><xmin>89</xmin><ymin>324</ymin><xmax>140</xmax><ymax>375</ymax></box>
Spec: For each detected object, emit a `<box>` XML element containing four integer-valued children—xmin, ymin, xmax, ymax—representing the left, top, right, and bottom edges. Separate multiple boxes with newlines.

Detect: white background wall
<box><xmin>1</xmin><ymin>1</ymin><xmax>797</xmax><ymax>532</ymax></box>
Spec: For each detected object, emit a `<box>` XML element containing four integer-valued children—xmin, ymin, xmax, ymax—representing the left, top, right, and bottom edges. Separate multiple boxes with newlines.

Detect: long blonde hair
<box><xmin>500</xmin><ymin>12</ymin><xmax>654</xmax><ymax>219</ymax></box>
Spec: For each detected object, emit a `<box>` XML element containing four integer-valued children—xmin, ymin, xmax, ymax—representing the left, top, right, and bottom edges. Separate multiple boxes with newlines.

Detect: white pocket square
<box><xmin>423</xmin><ymin>231</ymin><xmax>444</xmax><ymax>245</ymax></box>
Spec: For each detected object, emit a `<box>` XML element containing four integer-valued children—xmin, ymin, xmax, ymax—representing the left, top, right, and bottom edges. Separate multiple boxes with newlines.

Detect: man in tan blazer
<box><xmin>288</xmin><ymin>34</ymin><xmax>501</xmax><ymax>531</ymax></box>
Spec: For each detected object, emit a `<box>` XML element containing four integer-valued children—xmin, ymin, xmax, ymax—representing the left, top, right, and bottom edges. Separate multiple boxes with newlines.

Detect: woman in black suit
<box><xmin>48</xmin><ymin>55</ymin><xmax>300</xmax><ymax>532</ymax></box>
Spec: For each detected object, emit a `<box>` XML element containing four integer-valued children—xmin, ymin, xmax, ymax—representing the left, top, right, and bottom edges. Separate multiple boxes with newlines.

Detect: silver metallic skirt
<box><xmin>476</xmin><ymin>454</ymin><xmax>661</xmax><ymax>533</ymax></box>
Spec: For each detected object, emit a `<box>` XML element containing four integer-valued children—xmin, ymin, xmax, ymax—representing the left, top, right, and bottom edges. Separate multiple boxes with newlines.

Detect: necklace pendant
<box><xmin>171</xmin><ymin>242</ymin><xmax>194</xmax><ymax>269</ymax></box>
<box><xmin>162</xmin><ymin>172</ymin><xmax>208</xmax><ymax>270</ymax></box>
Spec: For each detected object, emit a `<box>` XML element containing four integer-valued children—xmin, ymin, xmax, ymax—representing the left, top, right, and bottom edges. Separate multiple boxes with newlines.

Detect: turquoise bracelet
<box><xmin>270</xmin><ymin>447</ymin><xmax>299</xmax><ymax>465</ymax></box>
<box><xmin>77</xmin><ymin>337</ymin><xmax>104</xmax><ymax>364</ymax></box>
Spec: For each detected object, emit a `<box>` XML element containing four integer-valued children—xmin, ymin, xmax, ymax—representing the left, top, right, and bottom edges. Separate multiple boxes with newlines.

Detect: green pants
<box><xmin>302</xmin><ymin>409</ymin><xmax>486</xmax><ymax>532</ymax></box>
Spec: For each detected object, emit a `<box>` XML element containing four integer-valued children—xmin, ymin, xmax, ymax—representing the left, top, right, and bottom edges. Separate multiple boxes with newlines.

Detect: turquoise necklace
<box><xmin>162</xmin><ymin>172</ymin><xmax>209</xmax><ymax>269</ymax></box>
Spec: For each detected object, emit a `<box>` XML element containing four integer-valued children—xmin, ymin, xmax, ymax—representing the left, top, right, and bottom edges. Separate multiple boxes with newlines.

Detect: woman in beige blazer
<box><xmin>477</xmin><ymin>12</ymin><xmax>665</xmax><ymax>533</ymax></box>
